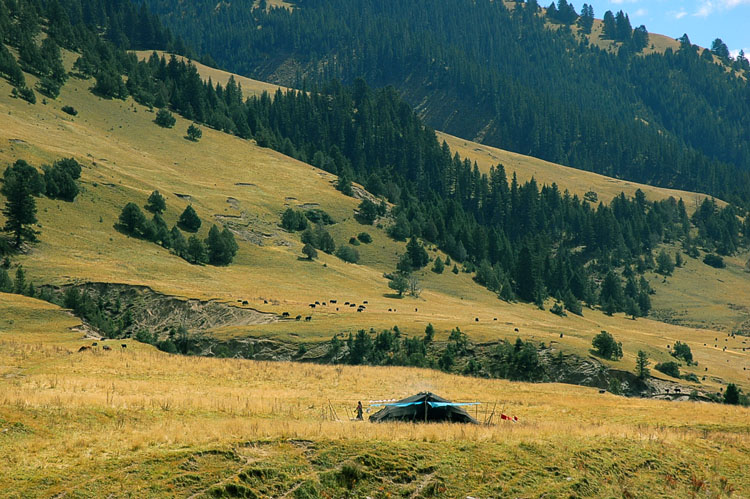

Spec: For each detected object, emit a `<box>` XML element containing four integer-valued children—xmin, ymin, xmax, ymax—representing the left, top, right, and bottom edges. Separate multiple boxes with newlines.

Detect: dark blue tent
<box><xmin>369</xmin><ymin>392</ymin><xmax>478</xmax><ymax>423</ymax></box>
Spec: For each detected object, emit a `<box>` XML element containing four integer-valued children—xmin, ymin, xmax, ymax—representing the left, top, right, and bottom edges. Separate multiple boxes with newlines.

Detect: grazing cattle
<box><xmin>598</xmin><ymin>389</ymin><xmax>606</xmax><ymax>394</ymax></box>
<box><xmin>560</xmin><ymin>333</ymin><xmax>564</xmax><ymax>338</ymax></box>
<box><xmin>242</xmin><ymin>300</ymin><xmax>249</xmax><ymax>305</ymax></box>
<box><xmin>330</xmin><ymin>300</ymin><xmax>337</xmax><ymax>304</ymax></box>
<box><xmin>665</xmin><ymin>389</ymin><xmax>670</xmax><ymax>394</ymax></box>
<box><xmin>310</xmin><ymin>304</ymin><xmax>316</xmax><ymax>308</ymax></box>
<box><xmin>121</xmin><ymin>344</ymin><xmax>127</xmax><ymax>349</ymax></box>
<box><xmin>77</xmin><ymin>346</ymin><xmax>91</xmax><ymax>352</ymax></box>
<box><xmin>315</xmin><ymin>301</ymin><xmax>320</xmax><ymax>305</ymax></box>
<box><xmin>305</xmin><ymin>316</ymin><xmax>312</xmax><ymax>322</ymax></box>
<box><xmin>493</xmin><ymin>318</ymin><xmax>497</xmax><ymax>321</ymax></box>
<box><xmin>336</xmin><ymin>307</ymin><xmax>339</xmax><ymax>311</ymax></box>
<box><xmin>475</xmin><ymin>318</ymin><xmax>479</xmax><ymax>322</ymax></box>
<box><xmin>350</xmin><ymin>303</ymin><xmax>356</xmax><ymax>308</ymax></box>
<box><xmin>705</xmin><ymin>367</ymin><xmax>709</xmax><ymax>371</ymax></box>
<box><xmin>282</xmin><ymin>312</ymin><xmax>290</xmax><ymax>317</ymax></box>
<box><xmin>102</xmin><ymin>345</ymin><xmax>111</xmax><ymax>351</ymax></box>
<box><xmin>415</xmin><ymin>308</ymin><xmax>418</xmax><ymax>312</ymax></box>
<box><xmin>674</xmin><ymin>388</ymin><xmax>681</xmax><ymax>393</ymax></box>
<box><xmin>388</xmin><ymin>308</ymin><xmax>392</xmax><ymax>312</ymax></box>
<box><xmin>357</xmin><ymin>309</ymin><xmax>363</xmax><ymax>312</ymax></box>
<box><xmin>92</xmin><ymin>342</ymin><xmax>98</xmax><ymax>346</ymax></box>
<box><xmin>295</xmin><ymin>315</ymin><xmax>302</xmax><ymax>321</ymax></box>
<box><xmin>514</xmin><ymin>328</ymin><xmax>519</xmax><ymax>332</ymax></box>
<box><xmin>363</xmin><ymin>301</ymin><xmax>368</xmax><ymax>304</ymax></box>
<box><xmin>322</xmin><ymin>302</ymin><xmax>327</xmax><ymax>306</ymax></box>
<box><xmin>264</xmin><ymin>300</ymin><xmax>268</xmax><ymax>304</ymax></box>
<box><xmin>345</xmin><ymin>302</ymin><xmax>350</xmax><ymax>305</ymax></box>
<box><xmin>667</xmin><ymin>345</ymin><xmax>670</xmax><ymax>349</ymax></box>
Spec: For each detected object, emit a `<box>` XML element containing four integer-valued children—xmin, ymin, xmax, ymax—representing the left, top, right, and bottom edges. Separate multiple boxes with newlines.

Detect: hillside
<box><xmin>1</xmin><ymin>293</ymin><xmax>749</xmax><ymax>497</ymax></box>
<box><xmin>143</xmin><ymin>0</ymin><xmax>750</xmax><ymax>206</ymax></box>
<box><xmin>0</xmin><ymin>51</ymin><xmax>749</xmax><ymax>398</ymax></box>
<box><xmin>140</xmin><ymin>50</ymin><xmax>722</xmax><ymax>210</ymax></box>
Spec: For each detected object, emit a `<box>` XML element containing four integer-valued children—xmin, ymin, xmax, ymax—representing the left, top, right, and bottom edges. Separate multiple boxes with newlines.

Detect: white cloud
<box><xmin>670</xmin><ymin>10</ymin><xmax>688</xmax><ymax>19</ymax></box>
<box><xmin>694</xmin><ymin>1</ymin><xmax>714</xmax><ymax>17</ymax></box>
<box><xmin>730</xmin><ymin>48</ymin><xmax>750</xmax><ymax>60</ymax></box>
<box><xmin>694</xmin><ymin>0</ymin><xmax>750</xmax><ymax>16</ymax></box>
<box><xmin>634</xmin><ymin>8</ymin><xmax>648</xmax><ymax>16</ymax></box>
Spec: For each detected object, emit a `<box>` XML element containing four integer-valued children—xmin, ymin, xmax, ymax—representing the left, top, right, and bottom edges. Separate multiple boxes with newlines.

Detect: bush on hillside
<box><xmin>655</xmin><ymin>361</ymin><xmax>680</xmax><ymax>378</ymax></box>
<box><xmin>592</xmin><ymin>330</ymin><xmax>623</xmax><ymax>360</ymax></box>
<box><xmin>335</xmin><ymin>245</ymin><xmax>359</xmax><ymax>263</ymax></box>
<box><xmin>703</xmin><ymin>254</ymin><xmax>725</xmax><ymax>268</ymax></box>
<box><xmin>154</xmin><ymin>108</ymin><xmax>176</xmax><ymax>128</ymax></box>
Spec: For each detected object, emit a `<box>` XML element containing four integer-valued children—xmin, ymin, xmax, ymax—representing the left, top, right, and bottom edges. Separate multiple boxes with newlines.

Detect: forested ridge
<box><xmin>140</xmin><ymin>0</ymin><xmax>750</xmax><ymax>207</ymax></box>
<box><xmin>1</xmin><ymin>0</ymin><xmax>749</xmax><ymax>316</ymax></box>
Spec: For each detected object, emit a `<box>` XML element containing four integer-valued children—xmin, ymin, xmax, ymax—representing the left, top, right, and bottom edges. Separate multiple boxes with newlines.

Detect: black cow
<box><xmin>295</xmin><ymin>315</ymin><xmax>302</xmax><ymax>321</ymax></box>
<box><xmin>305</xmin><ymin>316</ymin><xmax>312</xmax><ymax>322</ymax></box>
<box><xmin>282</xmin><ymin>312</ymin><xmax>290</xmax><ymax>317</ymax></box>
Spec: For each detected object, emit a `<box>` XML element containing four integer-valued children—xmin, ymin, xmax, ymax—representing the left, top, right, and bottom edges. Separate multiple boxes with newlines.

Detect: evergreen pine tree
<box><xmin>178</xmin><ymin>205</ymin><xmax>201</xmax><ymax>232</ymax></box>
<box><xmin>2</xmin><ymin>163</ymin><xmax>38</xmax><ymax>247</ymax></box>
<box><xmin>145</xmin><ymin>190</ymin><xmax>166</xmax><ymax>214</ymax></box>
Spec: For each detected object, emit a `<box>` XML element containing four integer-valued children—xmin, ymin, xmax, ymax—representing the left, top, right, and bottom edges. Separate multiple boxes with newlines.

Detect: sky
<box><xmin>582</xmin><ymin>0</ymin><xmax>750</xmax><ymax>59</ymax></box>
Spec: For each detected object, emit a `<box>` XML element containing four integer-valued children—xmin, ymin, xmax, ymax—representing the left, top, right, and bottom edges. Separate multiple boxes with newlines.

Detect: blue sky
<box><xmin>581</xmin><ymin>0</ymin><xmax>750</xmax><ymax>59</ymax></box>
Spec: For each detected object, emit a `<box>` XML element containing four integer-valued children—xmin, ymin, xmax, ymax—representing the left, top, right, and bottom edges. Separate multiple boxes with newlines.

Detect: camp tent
<box><xmin>369</xmin><ymin>392</ymin><xmax>478</xmax><ymax>424</ymax></box>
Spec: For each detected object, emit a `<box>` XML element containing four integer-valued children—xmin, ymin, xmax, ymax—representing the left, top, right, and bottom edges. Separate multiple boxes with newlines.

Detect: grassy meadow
<box><xmin>1</xmin><ymin>292</ymin><xmax>749</xmax><ymax>497</ymax></box>
<box><xmin>0</xmin><ymin>55</ymin><xmax>749</xmax><ymax>401</ymax></box>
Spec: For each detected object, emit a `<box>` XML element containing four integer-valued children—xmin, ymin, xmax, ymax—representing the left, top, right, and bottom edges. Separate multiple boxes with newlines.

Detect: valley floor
<box><xmin>1</xmin><ymin>293</ymin><xmax>748</xmax><ymax>497</ymax></box>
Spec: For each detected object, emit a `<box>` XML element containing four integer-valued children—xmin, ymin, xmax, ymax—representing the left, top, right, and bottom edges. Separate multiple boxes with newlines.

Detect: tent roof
<box><xmin>369</xmin><ymin>392</ymin><xmax>478</xmax><ymax>424</ymax></box>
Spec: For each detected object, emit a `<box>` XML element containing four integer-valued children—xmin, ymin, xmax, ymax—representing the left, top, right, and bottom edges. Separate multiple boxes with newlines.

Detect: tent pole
<box><xmin>424</xmin><ymin>400</ymin><xmax>428</xmax><ymax>423</ymax></box>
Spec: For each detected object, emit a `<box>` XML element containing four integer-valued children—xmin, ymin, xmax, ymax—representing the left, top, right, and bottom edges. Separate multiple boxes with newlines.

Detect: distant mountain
<box><xmin>142</xmin><ymin>0</ymin><xmax>750</xmax><ymax>206</ymax></box>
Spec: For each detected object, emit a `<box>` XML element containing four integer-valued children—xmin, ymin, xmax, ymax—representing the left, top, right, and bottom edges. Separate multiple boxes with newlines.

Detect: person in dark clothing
<box><xmin>356</xmin><ymin>401</ymin><xmax>364</xmax><ymax>420</ymax></box>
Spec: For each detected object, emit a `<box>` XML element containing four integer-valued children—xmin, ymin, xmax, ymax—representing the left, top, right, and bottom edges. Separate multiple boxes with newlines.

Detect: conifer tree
<box><xmin>145</xmin><ymin>190</ymin><xmax>166</xmax><ymax>214</ymax></box>
<box><xmin>1</xmin><ymin>163</ymin><xmax>38</xmax><ymax>247</ymax></box>
<box><xmin>178</xmin><ymin>205</ymin><xmax>201</xmax><ymax>232</ymax></box>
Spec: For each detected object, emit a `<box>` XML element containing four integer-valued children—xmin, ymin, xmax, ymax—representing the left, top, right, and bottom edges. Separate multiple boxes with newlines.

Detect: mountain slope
<box><xmin>1</xmin><ymin>55</ymin><xmax>749</xmax><ymax>396</ymax></box>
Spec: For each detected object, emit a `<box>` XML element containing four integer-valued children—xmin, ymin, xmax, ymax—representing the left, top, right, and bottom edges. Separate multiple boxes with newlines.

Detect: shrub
<box><xmin>154</xmin><ymin>108</ymin><xmax>176</xmax><ymax>128</ymax></box>
<box><xmin>348</xmin><ymin>236</ymin><xmax>360</xmax><ymax>245</ymax></box>
<box><xmin>304</xmin><ymin>209</ymin><xmax>334</xmax><ymax>225</ymax></box>
<box><xmin>281</xmin><ymin>208</ymin><xmax>308</xmax><ymax>231</ymax></box>
<box><xmin>655</xmin><ymin>361</ymin><xmax>680</xmax><ymax>378</ymax></box>
<box><xmin>592</xmin><ymin>330</ymin><xmax>623</xmax><ymax>360</ymax></box>
<box><xmin>703</xmin><ymin>254</ymin><xmax>725</xmax><ymax>268</ymax></box>
<box><xmin>336</xmin><ymin>245</ymin><xmax>359</xmax><ymax>263</ymax></box>
<box><xmin>356</xmin><ymin>199</ymin><xmax>378</xmax><ymax>224</ymax></box>
<box><xmin>61</xmin><ymin>105</ymin><xmax>77</xmax><ymax>116</ymax></box>
<box><xmin>186</xmin><ymin>123</ymin><xmax>202</xmax><ymax>141</ymax></box>
<box><xmin>671</xmin><ymin>341</ymin><xmax>693</xmax><ymax>364</ymax></box>
<box><xmin>18</xmin><ymin>86</ymin><xmax>36</xmax><ymax>104</ymax></box>
<box><xmin>432</xmin><ymin>256</ymin><xmax>444</xmax><ymax>274</ymax></box>
<box><xmin>357</xmin><ymin>232</ymin><xmax>372</xmax><ymax>243</ymax></box>
<box><xmin>302</xmin><ymin>243</ymin><xmax>317</xmax><ymax>260</ymax></box>
<box><xmin>43</xmin><ymin>158</ymin><xmax>81</xmax><ymax>202</ymax></box>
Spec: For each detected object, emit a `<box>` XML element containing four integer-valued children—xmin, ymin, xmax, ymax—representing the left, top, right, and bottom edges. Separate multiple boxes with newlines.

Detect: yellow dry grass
<box><xmin>438</xmin><ymin>131</ymin><xmax>722</xmax><ymax>210</ymax></box>
<box><xmin>0</xmin><ymin>294</ymin><xmax>748</xmax><ymax>497</ymax></box>
<box><xmin>0</xmin><ymin>57</ymin><xmax>749</xmax><ymax>399</ymax></box>
<box><xmin>133</xmin><ymin>50</ymin><xmax>289</xmax><ymax>97</ymax></box>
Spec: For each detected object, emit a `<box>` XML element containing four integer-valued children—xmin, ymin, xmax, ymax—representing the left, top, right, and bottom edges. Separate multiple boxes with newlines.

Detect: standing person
<box><xmin>355</xmin><ymin>401</ymin><xmax>363</xmax><ymax>420</ymax></box>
